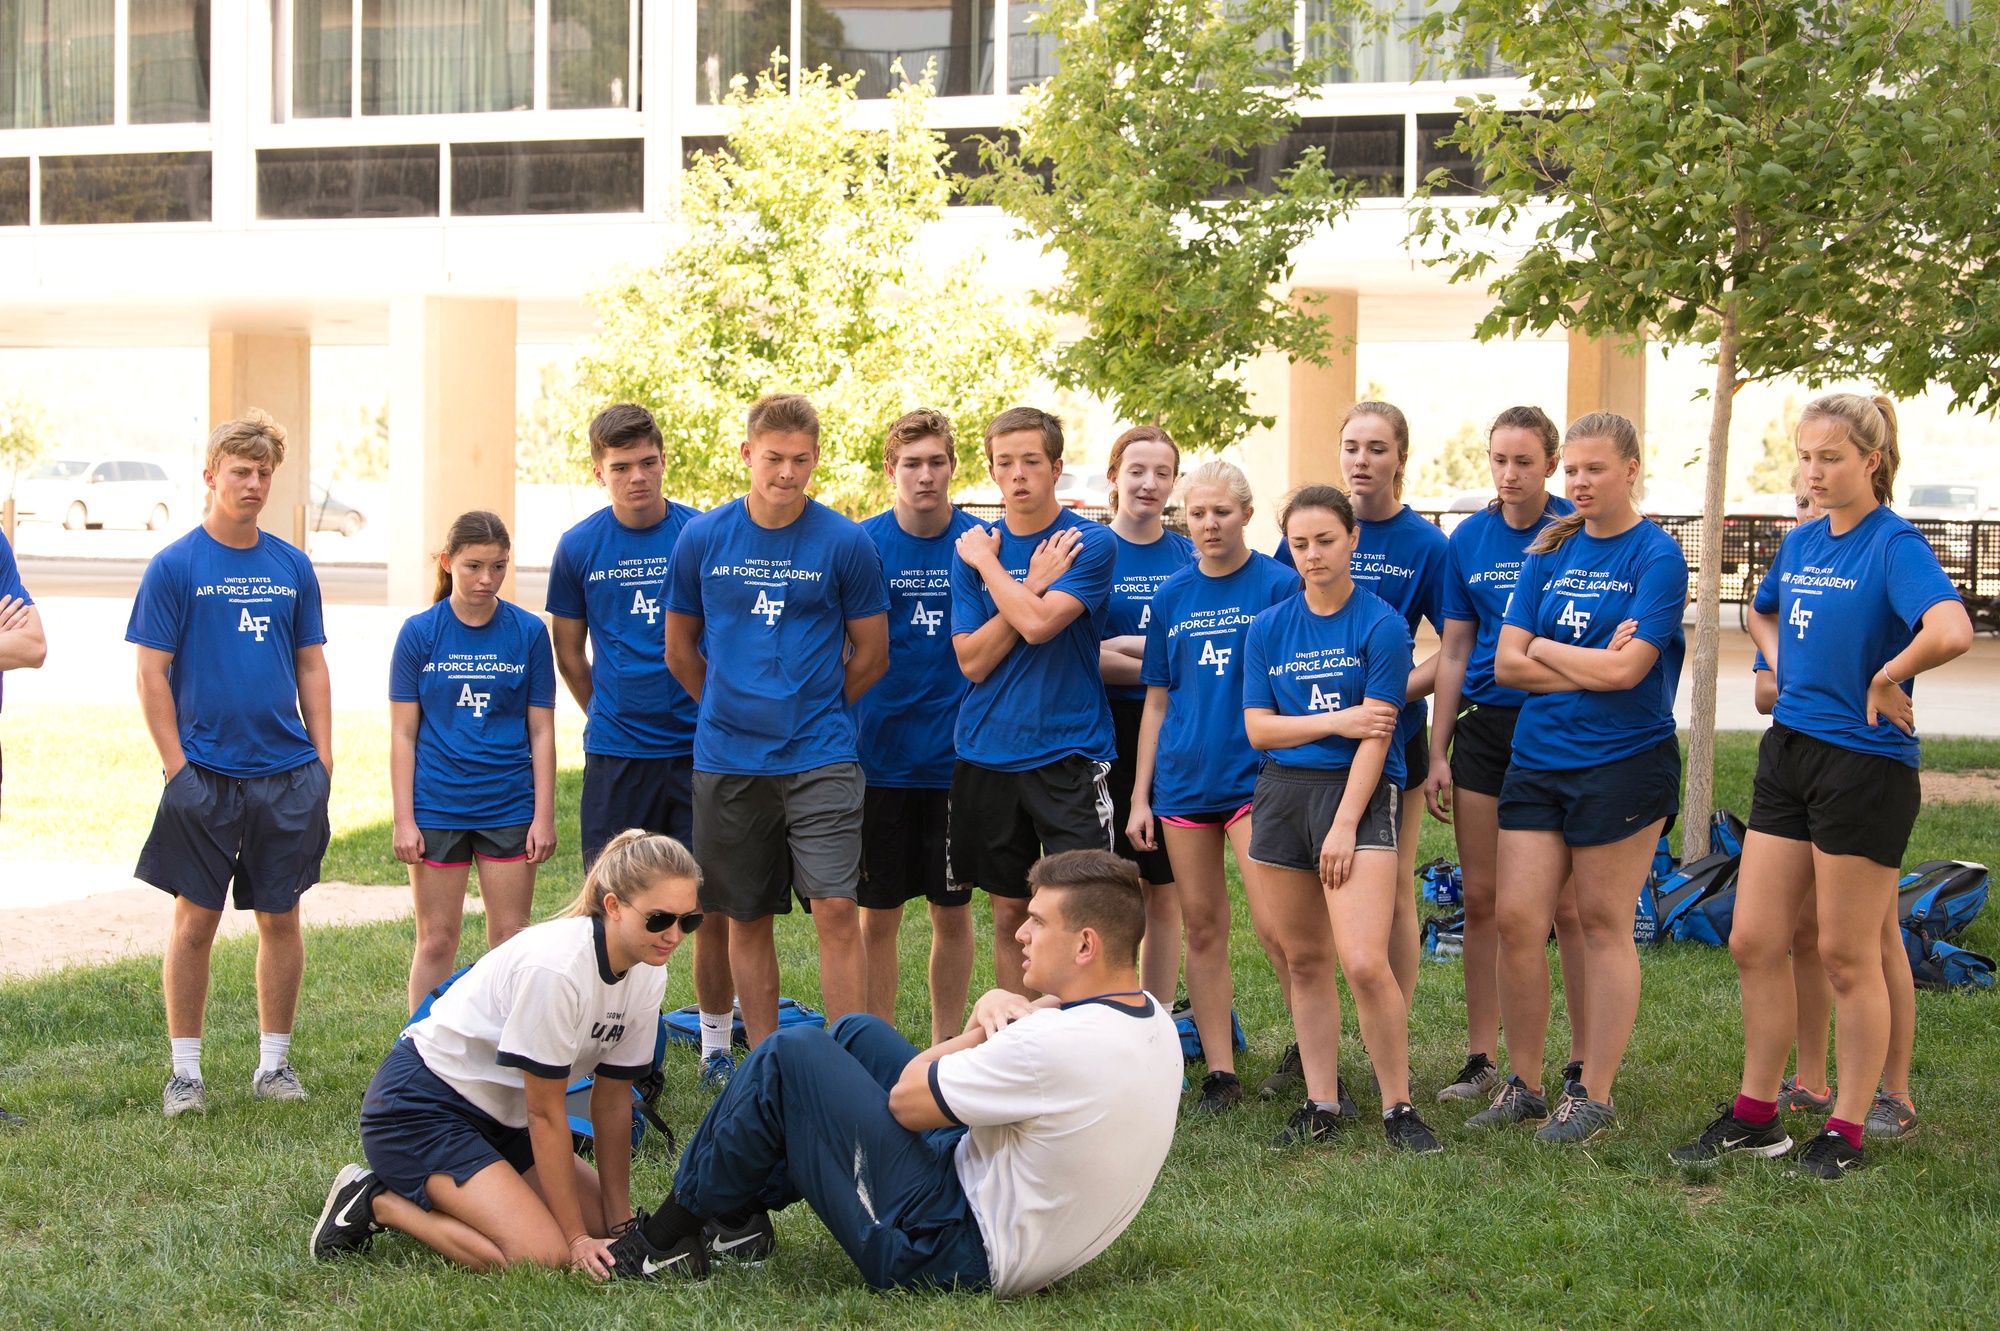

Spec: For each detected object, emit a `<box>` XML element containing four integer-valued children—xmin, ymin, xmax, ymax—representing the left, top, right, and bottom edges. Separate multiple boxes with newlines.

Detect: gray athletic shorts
<box><xmin>1246</xmin><ymin>762</ymin><xmax>1400</xmax><ymax>874</ymax></box>
<box><xmin>693</xmin><ymin>762</ymin><xmax>865</xmax><ymax>920</ymax></box>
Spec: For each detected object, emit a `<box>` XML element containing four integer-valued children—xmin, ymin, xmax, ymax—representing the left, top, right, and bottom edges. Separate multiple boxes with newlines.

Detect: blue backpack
<box><xmin>1901</xmin><ymin>926</ymin><xmax>1997</xmax><ymax>992</ymax></box>
<box><xmin>1417</xmin><ymin>858</ymin><xmax>1463</xmax><ymax>907</ymax></box>
<box><xmin>1649</xmin><ymin>847</ymin><xmax>1742</xmax><ymax>946</ymax></box>
<box><xmin>404</xmin><ymin>966</ymin><xmax>675</xmax><ymax>1157</ymax></box>
<box><xmin>1170</xmin><ymin>1000</ymin><xmax>1248</xmax><ymax>1061</ymax></box>
<box><xmin>661</xmin><ymin>997</ymin><xmax>826</xmax><ymax>1048</ymax></box>
<box><xmin>1423</xmin><ymin>908</ymin><xmax>1465</xmax><ymax>960</ymax></box>
<box><xmin>1897</xmin><ymin>861</ymin><xmax>1990</xmax><ymax>944</ymax></box>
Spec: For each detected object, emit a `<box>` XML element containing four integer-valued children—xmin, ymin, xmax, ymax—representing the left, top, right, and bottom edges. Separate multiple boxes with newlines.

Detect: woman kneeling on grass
<box><xmin>310</xmin><ymin>831</ymin><xmax>698</xmax><ymax>1276</ymax></box>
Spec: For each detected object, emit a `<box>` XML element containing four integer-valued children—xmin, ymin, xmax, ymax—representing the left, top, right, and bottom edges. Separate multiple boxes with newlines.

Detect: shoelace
<box><xmin>1550</xmin><ymin>1094</ymin><xmax>1584</xmax><ymax>1123</ymax></box>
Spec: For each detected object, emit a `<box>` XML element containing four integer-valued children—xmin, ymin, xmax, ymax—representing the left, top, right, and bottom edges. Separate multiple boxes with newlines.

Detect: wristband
<box><xmin>1880</xmin><ymin>665</ymin><xmax>1903</xmax><ymax>688</ymax></box>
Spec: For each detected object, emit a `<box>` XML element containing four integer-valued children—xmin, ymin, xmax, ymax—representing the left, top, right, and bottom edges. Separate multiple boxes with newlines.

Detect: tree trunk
<box><xmin>1682</xmin><ymin>306</ymin><xmax>1737</xmax><ymax>861</ymax></box>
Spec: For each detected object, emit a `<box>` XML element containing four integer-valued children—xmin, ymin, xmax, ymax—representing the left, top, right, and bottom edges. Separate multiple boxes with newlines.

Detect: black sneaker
<box><xmin>1384</xmin><ymin>1103</ymin><xmax>1443</xmax><ymax>1154</ymax></box>
<box><xmin>605</xmin><ymin>1215</ymin><xmax>711</xmax><ymax>1280</ymax></box>
<box><xmin>1258</xmin><ymin>1043</ymin><xmax>1304</xmax><ymax>1100</ymax></box>
<box><xmin>1790</xmin><ymin>1129</ymin><xmax>1865</xmax><ymax>1181</ymax></box>
<box><xmin>1562</xmin><ymin>1059</ymin><xmax>1584</xmax><ymax>1088</ymax></box>
<box><xmin>1332</xmin><ymin>1076</ymin><xmax>1359</xmax><ymax>1121</ymax></box>
<box><xmin>310</xmin><ymin>1164</ymin><xmax>385</xmax><ymax>1260</ymax></box>
<box><xmin>1467</xmin><ymin>1074</ymin><xmax>1548</xmax><ymax>1130</ymax></box>
<box><xmin>1668</xmin><ymin>1105</ymin><xmax>1793</xmax><ymax>1167</ymax></box>
<box><xmin>1192</xmin><ymin>1070</ymin><xmax>1244</xmax><ymax>1115</ymax></box>
<box><xmin>1269</xmin><ymin>1100</ymin><xmax>1350</xmax><ymax>1148</ymax></box>
<box><xmin>1437</xmin><ymin>1052</ymin><xmax>1501</xmax><ymax>1103</ymax></box>
<box><xmin>703</xmin><ymin>1209</ymin><xmax>775</xmax><ymax>1263</ymax></box>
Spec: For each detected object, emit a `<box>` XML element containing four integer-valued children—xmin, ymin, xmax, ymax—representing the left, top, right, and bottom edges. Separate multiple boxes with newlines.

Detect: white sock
<box><xmin>258</xmin><ymin>1032</ymin><xmax>292</xmax><ymax>1076</ymax></box>
<box><xmin>698</xmin><ymin>1010</ymin><xmax>732</xmax><ymax>1060</ymax></box>
<box><xmin>169</xmin><ymin>1037</ymin><xmax>202</xmax><ymax>1082</ymax></box>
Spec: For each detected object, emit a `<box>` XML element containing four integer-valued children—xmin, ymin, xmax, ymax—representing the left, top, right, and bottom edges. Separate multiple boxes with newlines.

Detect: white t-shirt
<box><xmin>930</xmin><ymin>994</ymin><xmax>1182</xmax><ymax>1297</ymax></box>
<box><xmin>407</xmin><ymin>915</ymin><xmax>668</xmax><ymax>1129</ymax></box>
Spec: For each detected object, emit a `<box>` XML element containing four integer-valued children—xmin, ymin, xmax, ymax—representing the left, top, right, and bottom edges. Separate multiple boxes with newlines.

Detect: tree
<box><xmin>517</xmin><ymin>363</ymin><xmax>590</xmax><ymax>485</ymax></box>
<box><xmin>1412</xmin><ymin>419</ymin><xmax>1491</xmax><ymax>498</ymax></box>
<box><xmin>572</xmin><ymin>63</ymin><xmax>1050</xmax><ymax>513</ymax></box>
<box><xmin>1411</xmin><ymin>0</ymin><xmax>1971</xmax><ymax>855</ymax></box>
<box><xmin>1746</xmin><ymin>396</ymin><xmax>1801</xmax><ymax>497</ymax></box>
<box><xmin>333</xmin><ymin>398</ymin><xmax>390</xmax><ymax>483</ymax></box>
<box><xmin>970</xmin><ymin>0</ymin><xmax>1376</xmax><ymax>455</ymax></box>
<box><xmin>0</xmin><ymin>393</ymin><xmax>54</xmax><ymax>499</ymax></box>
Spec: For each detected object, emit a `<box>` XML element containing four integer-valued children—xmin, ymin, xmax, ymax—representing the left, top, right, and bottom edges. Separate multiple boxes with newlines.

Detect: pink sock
<box><xmin>1733</xmin><ymin>1094</ymin><xmax>1778</xmax><ymax>1126</ymax></box>
<box><xmin>1825</xmin><ymin>1116</ymin><xmax>1864</xmax><ymax>1150</ymax></box>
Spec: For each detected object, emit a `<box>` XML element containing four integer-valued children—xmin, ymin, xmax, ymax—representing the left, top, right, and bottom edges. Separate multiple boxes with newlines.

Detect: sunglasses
<box><xmin>642</xmin><ymin>910</ymin><xmax>704</xmax><ymax>935</ymax></box>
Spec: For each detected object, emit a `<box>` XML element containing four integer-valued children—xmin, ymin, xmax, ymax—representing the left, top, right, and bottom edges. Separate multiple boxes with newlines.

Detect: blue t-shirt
<box><xmin>950</xmin><ymin>508</ymin><xmax>1117</xmax><ymax>772</ymax></box>
<box><xmin>665</xmin><ymin>497</ymin><xmax>890</xmax><ymax>776</ymax></box>
<box><xmin>1140</xmin><ymin>552</ymin><xmax>1301</xmax><ymax>815</ymax></box>
<box><xmin>545</xmin><ymin>502</ymin><xmax>702</xmax><ymax>759</ymax></box>
<box><xmin>0</xmin><ymin>530</ymin><xmax>29</xmax><ymax>713</ymax></box>
<box><xmin>1753</xmin><ymin>506</ymin><xmax>1960</xmax><ymax>766</ymax></box>
<box><xmin>1503</xmin><ymin>520</ymin><xmax>1688</xmax><ymax>771</ymax></box>
<box><xmin>1104</xmin><ymin>529</ymin><xmax>1195</xmax><ymax>702</ymax></box>
<box><xmin>389</xmin><ymin>599</ymin><xmax>557</xmax><ymax>828</ymax></box>
<box><xmin>1440</xmin><ymin>497</ymin><xmax>1576</xmax><ymax>708</ymax></box>
<box><xmin>1241</xmin><ymin>586</ymin><xmax>1414</xmax><ymax>780</ymax></box>
<box><xmin>856</xmin><ymin>506</ymin><xmax>984</xmax><ymax>788</ymax></box>
<box><xmin>125</xmin><ymin>528</ymin><xmax>326</xmax><ymax>779</ymax></box>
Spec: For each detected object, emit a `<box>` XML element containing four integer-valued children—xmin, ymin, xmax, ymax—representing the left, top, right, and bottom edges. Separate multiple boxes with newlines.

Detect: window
<box><xmin>129</xmin><ymin>0</ymin><xmax>209</xmax><ymax>123</ymax></box>
<box><xmin>1</xmin><ymin>0</ymin><xmax>207</xmax><ymax>127</ymax></box>
<box><xmin>548</xmin><ymin>0</ymin><xmax>633</xmax><ymax>109</ymax></box>
<box><xmin>256</xmin><ymin>144</ymin><xmax>440</xmax><ymax>217</ymax></box>
<box><xmin>362</xmin><ymin>0</ymin><xmax>533</xmax><ymax>116</ymax></box>
<box><xmin>805</xmin><ymin>0</ymin><xmax>994</xmax><ymax>98</ymax></box>
<box><xmin>1416</xmin><ymin>112</ymin><xmax>1480</xmax><ymax>195</ymax></box>
<box><xmin>1212</xmin><ymin>115</ymin><xmax>1404</xmax><ymax>198</ymax></box>
<box><xmin>450</xmin><ymin>137</ymin><xmax>641</xmax><ymax>214</ymax></box>
<box><xmin>1006</xmin><ymin>0</ymin><xmax>1055</xmax><ymax>91</ymax></box>
<box><xmin>0</xmin><ymin>157</ymin><xmax>26</xmax><ymax>225</ymax></box>
<box><xmin>40</xmin><ymin>150</ymin><xmax>211</xmax><ymax>223</ymax></box>
<box><xmin>90</xmin><ymin>463</ymin><xmax>117</xmax><ymax>481</ymax></box>
<box><xmin>694</xmin><ymin>0</ymin><xmax>789</xmax><ymax>105</ymax></box>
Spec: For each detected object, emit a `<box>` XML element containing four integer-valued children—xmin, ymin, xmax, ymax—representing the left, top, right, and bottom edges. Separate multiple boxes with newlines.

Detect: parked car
<box><xmin>311</xmin><ymin>483</ymin><xmax>367</xmax><ymax>537</ymax></box>
<box><xmin>14</xmin><ymin>458</ymin><xmax>179</xmax><ymax>530</ymax></box>
<box><xmin>1901</xmin><ymin>483</ymin><xmax>1993</xmax><ymax>521</ymax></box>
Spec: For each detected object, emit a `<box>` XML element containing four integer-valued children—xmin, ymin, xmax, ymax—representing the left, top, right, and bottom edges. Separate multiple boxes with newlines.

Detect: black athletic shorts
<box><xmin>860</xmin><ymin>786</ymin><xmax>970</xmax><ymax>910</ymax></box>
<box><xmin>1108</xmin><ymin>697</ymin><xmax>1176</xmax><ymax>884</ymax></box>
<box><xmin>1498</xmin><ymin>736</ymin><xmax>1681</xmax><ymax>848</ymax></box>
<box><xmin>418</xmin><ymin>825</ymin><xmax>529</xmax><ymax>869</ymax></box>
<box><xmin>692</xmin><ymin>763</ymin><xmax>865</xmax><ymax>920</ymax></box>
<box><xmin>1400</xmin><ymin>725</ymin><xmax>1430</xmax><ymax>795</ymax></box>
<box><xmin>949</xmin><ymin>756</ymin><xmax>1113</xmax><ymax>900</ymax></box>
<box><xmin>1247</xmin><ymin>763</ymin><xmax>1400</xmax><ymax>872</ymax></box>
<box><xmin>1449</xmin><ymin>704</ymin><xmax>1521</xmax><ymax>799</ymax></box>
<box><xmin>581</xmin><ymin>752</ymin><xmax>694</xmax><ymax>869</ymax></box>
<box><xmin>1748</xmin><ymin>722</ymin><xmax>1921</xmax><ymax>868</ymax></box>
<box><xmin>136</xmin><ymin>759</ymin><xmax>331</xmax><ymax>913</ymax></box>
<box><xmin>361</xmin><ymin>1039</ymin><xmax>534</xmax><ymax>1212</ymax></box>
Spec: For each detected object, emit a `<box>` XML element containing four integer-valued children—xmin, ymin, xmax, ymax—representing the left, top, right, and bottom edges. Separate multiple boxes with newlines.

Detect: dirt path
<box><xmin>0</xmin><ymin>883</ymin><xmax>475</xmax><ymax>980</ymax></box>
<box><xmin>1922</xmin><ymin>769</ymin><xmax>2000</xmax><ymax>804</ymax></box>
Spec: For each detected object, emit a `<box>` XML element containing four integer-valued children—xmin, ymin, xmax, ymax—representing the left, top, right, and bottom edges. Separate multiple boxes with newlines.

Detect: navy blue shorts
<box><xmin>581</xmin><ymin>753</ymin><xmax>694</xmax><ymax>869</ymax></box>
<box><xmin>360</xmin><ymin>1039</ymin><xmax>535</xmax><ymax>1211</ymax></box>
<box><xmin>136</xmin><ymin>759</ymin><xmax>331</xmax><ymax>913</ymax></box>
<box><xmin>1498</xmin><ymin>736</ymin><xmax>1681</xmax><ymax>848</ymax></box>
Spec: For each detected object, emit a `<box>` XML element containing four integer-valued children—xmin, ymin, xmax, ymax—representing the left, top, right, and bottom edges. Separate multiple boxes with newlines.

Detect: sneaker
<box><xmin>310</xmin><ymin>1164</ymin><xmax>385</xmax><ymax>1259</ymax></box>
<box><xmin>699</xmin><ymin>1051</ymin><xmax>736</xmax><ymax>1091</ymax></box>
<box><xmin>1534</xmin><ymin>1088</ymin><xmax>1616</xmax><ymax>1145</ymax></box>
<box><xmin>1466</xmin><ymin>1074</ymin><xmax>1547</xmax><ymax>1130</ymax></box>
<box><xmin>1865</xmin><ymin>1091</ymin><xmax>1917</xmax><ymax>1139</ymax></box>
<box><xmin>1562</xmin><ymin>1059</ymin><xmax>1584</xmax><ymax>1089</ymax></box>
<box><xmin>1191</xmin><ymin>1070</ymin><xmax>1244</xmax><ymax>1115</ymax></box>
<box><xmin>702</xmin><ymin>1209</ymin><xmax>776</xmax><ymax>1263</ymax></box>
<box><xmin>1668</xmin><ymin>1105</ymin><xmax>1793</xmax><ymax>1166</ymax></box>
<box><xmin>1258</xmin><ymin>1043</ymin><xmax>1304</xmax><ymax>1100</ymax></box>
<box><xmin>1331</xmin><ymin>1077</ymin><xmax>1359</xmax><ymax>1121</ymax></box>
<box><xmin>163</xmin><ymin>1074</ymin><xmax>207</xmax><ymax>1118</ymax></box>
<box><xmin>1779</xmin><ymin>1076</ymin><xmax>1835</xmax><ymax>1115</ymax></box>
<box><xmin>251</xmin><ymin>1063</ymin><xmax>308</xmax><ymax>1102</ymax></box>
<box><xmin>605</xmin><ymin>1216</ymin><xmax>712</xmax><ymax>1281</ymax></box>
<box><xmin>1790</xmin><ymin>1128</ymin><xmax>1865</xmax><ymax>1180</ymax></box>
<box><xmin>1269</xmin><ymin>1100</ymin><xmax>1350</xmax><ymax>1149</ymax></box>
<box><xmin>1383</xmin><ymin>1103</ymin><xmax>1443</xmax><ymax>1154</ymax></box>
<box><xmin>1437</xmin><ymin>1052</ymin><xmax>1500</xmax><ymax>1103</ymax></box>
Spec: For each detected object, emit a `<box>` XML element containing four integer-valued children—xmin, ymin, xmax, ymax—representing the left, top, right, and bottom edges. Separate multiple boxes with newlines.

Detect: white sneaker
<box><xmin>251</xmin><ymin>1063</ymin><xmax>307</xmax><ymax>1101</ymax></box>
<box><xmin>163</xmin><ymin>1074</ymin><xmax>207</xmax><ymax>1118</ymax></box>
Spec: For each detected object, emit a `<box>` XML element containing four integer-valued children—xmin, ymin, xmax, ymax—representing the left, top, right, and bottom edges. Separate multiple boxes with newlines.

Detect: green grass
<box><xmin>3</xmin><ymin>714</ymin><xmax>1999</xmax><ymax>1328</ymax></box>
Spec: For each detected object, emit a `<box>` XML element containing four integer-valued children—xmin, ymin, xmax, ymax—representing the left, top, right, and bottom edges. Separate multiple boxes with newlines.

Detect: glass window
<box><xmin>805</xmin><ymin>0</ymin><xmax>993</xmax><ymax>98</ymax></box>
<box><xmin>292</xmin><ymin>0</ymin><xmax>353</xmax><ymax>117</ymax></box>
<box><xmin>1212</xmin><ymin>115</ymin><xmax>1403</xmax><ymax>199</ymax></box>
<box><xmin>361</xmin><ymin>0</ymin><xmax>533</xmax><ymax>116</ymax></box>
<box><xmin>1416</xmin><ymin>112</ymin><xmax>1479</xmax><ymax>194</ymax></box>
<box><xmin>695</xmin><ymin>0</ymin><xmax>788</xmax><ymax>105</ymax></box>
<box><xmin>1007</xmin><ymin>0</ymin><xmax>1056</xmax><ymax>92</ymax></box>
<box><xmin>549</xmin><ymin>0</ymin><xmax>630</xmax><ymax>108</ymax></box>
<box><xmin>40</xmin><ymin>150</ymin><xmax>212</xmax><ymax>223</ymax></box>
<box><xmin>128</xmin><ymin>0</ymin><xmax>208</xmax><ymax>123</ymax></box>
<box><xmin>256</xmin><ymin>144</ymin><xmax>440</xmax><ymax>217</ymax></box>
<box><xmin>451</xmin><ymin>137</ymin><xmax>642</xmax><ymax>214</ymax></box>
<box><xmin>0</xmin><ymin>157</ymin><xmax>26</xmax><ymax>226</ymax></box>
<box><xmin>1</xmin><ymin>0</ymin><xmax>116</xmax><ymax>128</ymax></box>
<box><xmin>90</xmin><ymin>463</ymin><xmax>118</xmax><ymax>481</ymax></box>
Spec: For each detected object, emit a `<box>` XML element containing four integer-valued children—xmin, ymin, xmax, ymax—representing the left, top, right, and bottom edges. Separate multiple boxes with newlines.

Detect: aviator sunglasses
<box><xmin>642</xmin><ymin>910</ymin><xmax>704</xmax><ymax>934</ymax></box>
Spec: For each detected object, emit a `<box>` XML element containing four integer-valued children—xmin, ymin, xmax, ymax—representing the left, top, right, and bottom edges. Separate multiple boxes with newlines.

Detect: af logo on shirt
<box><xmin>1308</xmin><ymin>683</ymin><xmax>1343</xmax><ymax>711</ymax></box>
<box><xmin>630</xmin><ymin>588</ymin><xmax>660</xmax><ymax>625</ymax></box>
<box><xmin>911</xmin><ymin>600</ymin><xmax>944</xmax><ymax>636</ymax></box>
<box><xmin>1137</xmin><ymin>604</ymin><xmax>1152</xmax><ymax>630</ymax></box>
<box><xmin>458</xmin><ymin>683</ymin><xmax>492</xmax><ymax>718</ymax></box>
<box><xmin>1556</xmin><ymin>600</ymin><xmax>1593</xmax><ymax>640</ymax></box>
<box><xmin>1198</xmin><ymin>639</ymin><xmax>1232</xmax><ymax>676</ymax></box>
<box><xmin>238</xmin><ymin>607</ymin><xmax>272</xmax><ymax>641</ymax></box>
<box><xmin>751</xmin><ymin>589</ymin><xmax>785</xmax><ymax>625</ymax></box>
<box><xmin>1790</xmin><ymin>601</ymin><xmax>1813</xmax><ymax>638</ymax></box>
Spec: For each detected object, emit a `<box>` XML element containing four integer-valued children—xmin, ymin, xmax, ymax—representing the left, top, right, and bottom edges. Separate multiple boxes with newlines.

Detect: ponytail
<box><xmin>434</xmin><ymin>510</ymin><xmax>512</xmax><ymax>603</ymax></box>
<box><xmin>1797</xmin><ymin>393</ymin><xmax>1899</xmax><ymax>506</ymax></box>
<box><xmin>1528</xmin><ymin>411</ymin><xmax>1642</xmax><ymax>556</ymax></box>
<box><xmin>564</xmin><ymin>829</ymin><xmax>702</xmax><ymax>919</ymax></box>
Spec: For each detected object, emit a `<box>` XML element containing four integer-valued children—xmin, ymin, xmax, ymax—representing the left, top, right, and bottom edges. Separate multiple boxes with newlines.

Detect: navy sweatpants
<box><xmin>673</xmin><ymin>1013</ymin><xmax>991</xmax><ymax>1291</ymax></box>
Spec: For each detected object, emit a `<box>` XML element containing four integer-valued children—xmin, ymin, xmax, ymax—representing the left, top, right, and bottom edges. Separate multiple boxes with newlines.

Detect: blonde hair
<box><xmin>1342</xmin><ymin>401</ymin><xmax>1410</xmax><ymax>500</ymax></box>
<box><xmin>1797</xmin><ymin>393</ymin><xmax>1900</xmax><ymax>506</ymax></box>
<box><xmin>205</xmin><ymin>409</ymin><xmax>287</xmax><ymax>474</ymax></box>
<box><xmin>1178</xmin><ymin>458</ymin><xmax>1253</xmax><ymax>509</ymax></box>
<box><xmin>1528</xmin><ymin>412</ymin><xmax>1643</xmax><ymax>556</ymax></box>
<box><xmin>747</xmin><ymin>393</ymin><xmax>820</xmax><ymax>442</ymax></box>
<box><xmin>564</xmin><ymin>829</ymin><xmax>702</xmax><ymax>919</ymax></box>
<box><xmin>1106</xmin><ymin>425</ymin><xmax>1180</xmax><ymax>514</ymax></box>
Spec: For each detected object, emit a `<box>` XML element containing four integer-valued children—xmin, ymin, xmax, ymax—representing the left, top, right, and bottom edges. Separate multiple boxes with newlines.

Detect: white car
<box><xmin>14</xmin><ymin>458</ymin><xmax>180</xmax><ymax>531</ymax></box>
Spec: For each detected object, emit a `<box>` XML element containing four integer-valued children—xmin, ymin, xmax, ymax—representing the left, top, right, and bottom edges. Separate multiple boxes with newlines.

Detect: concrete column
<box><xmin>1565</xmin><ymin>329</ymin><xmax>1647</xmax><ymax>442</ymax></box>
<box><xmin>1242</xmin><ymin>287</ymin><xmax>1358</xmax><ymax>553</ymax></box>
<box><xmin>388</xmin><ymin>296</ymin><xmax>518</xmax><ymax>606</ymax></box>
<box><xmin>209</xmin><ymin>332</ymin><xmax>312</xmax><ymax>547</ymax></box>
